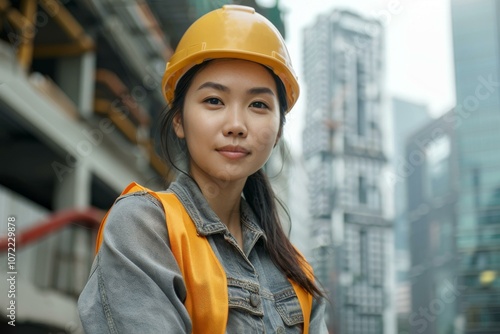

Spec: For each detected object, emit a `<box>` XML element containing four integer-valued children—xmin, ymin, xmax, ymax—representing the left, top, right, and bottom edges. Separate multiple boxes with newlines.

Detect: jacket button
<box><xmin>276</xmin><ymin>327</ymin><xmax>285</xmax><ymax>334</ymax></box>
<box><xmin>250</xmin><ymin>293</ymin><xmax>260</xmax><ymax>307</ymax></box>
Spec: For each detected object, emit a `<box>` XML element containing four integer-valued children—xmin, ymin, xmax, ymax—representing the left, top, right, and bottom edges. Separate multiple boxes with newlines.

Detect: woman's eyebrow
<box><xmin>197</xmin><ymin>82</ymin><xmax>229</xmax><ymax>92</ymax></box>
<box><xmin>247</xmin><ymin>87</ymin><xmax>275</xmax><ymax>96</ymax></box>
<box><xmin>197</xmin><ymin>82</ymin><xmax>275</xmax><ymax>96</ymax></box>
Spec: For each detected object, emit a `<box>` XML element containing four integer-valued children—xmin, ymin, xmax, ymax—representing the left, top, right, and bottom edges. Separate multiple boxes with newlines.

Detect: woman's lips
<box><xmin>216</xmin><ymin>145</ymin><xmax>250</xmax><ymax>159</ymax></box>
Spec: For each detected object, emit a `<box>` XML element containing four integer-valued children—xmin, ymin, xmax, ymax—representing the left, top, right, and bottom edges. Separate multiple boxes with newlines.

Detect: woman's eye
<box><xmin>204</xmin><ymin>97</ymin><xmax>222</xmax><ymax>105</ymax></box>
<box><xmin>250</xmin><ymin>101</ymin><xmax>269</xmax><ymax>109</ymax></box>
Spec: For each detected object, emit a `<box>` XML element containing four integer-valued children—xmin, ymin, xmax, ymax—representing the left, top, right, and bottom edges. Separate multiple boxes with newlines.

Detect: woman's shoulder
<box><xmin>103</xmin><ymin>190</ymin><xmax>167</xmax><ymax>240</ymax></box>
<box><xmin>115</xmin><ymin>189</ymin><xmax>164</xmax><ymax>210</ymax></box>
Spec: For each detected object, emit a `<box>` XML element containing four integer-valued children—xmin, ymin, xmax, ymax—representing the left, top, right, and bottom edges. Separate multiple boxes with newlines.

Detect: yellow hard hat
<box><xmin>162</xmin><ymin>4</ymin><xmax>299</xmax><ymax>112</ymax></box>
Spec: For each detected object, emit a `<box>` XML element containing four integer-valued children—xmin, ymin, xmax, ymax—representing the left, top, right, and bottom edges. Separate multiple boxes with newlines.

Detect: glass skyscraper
<box><xmin>390</xmin><ymin>98</ymin><xmax>430</xmax><ymax>333</ymax></box>
<box><xmin>451</xmin><ymin>0</ymin><xmax>500</xmax><ymax>331</ymax></box>
<box><xmin>406</xmin><ymin>110</ymin><xmax>459</xmax><ymax>334</ymax></box>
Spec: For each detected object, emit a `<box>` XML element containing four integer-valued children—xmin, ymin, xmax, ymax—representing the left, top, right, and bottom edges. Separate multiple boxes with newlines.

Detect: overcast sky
<box><xmin>262</xmin><ymin>0</ymin><xmax>456</xmax><ymax>154</ymax></box>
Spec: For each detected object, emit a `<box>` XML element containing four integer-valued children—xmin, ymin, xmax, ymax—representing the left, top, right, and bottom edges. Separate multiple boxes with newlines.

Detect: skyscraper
<box><xmin>302</xmin><ymin>9</ymin><xmax>393</xmax><ymax>333</ymax></box>
<box><xmin>390</xmin><ymin>98</ymin><xmax>430</xmax><ymax>332</ymax></box>
<box><xmin>391</xmin><ymin>98</ymin><xmax>430</xmax><ymax>281</ymax></box>
<box><xmin>406</xmin><ymin>110</ymin><xmax>459</xmax><ymax>334</ymax></box>
<box><xmin>451</xmin><ymin>0</ymin><xmax>500</xmax><ymax>331</ymax></box>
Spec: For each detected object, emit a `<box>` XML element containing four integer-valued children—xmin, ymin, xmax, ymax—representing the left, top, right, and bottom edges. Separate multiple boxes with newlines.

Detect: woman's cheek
<box><xmin>254</xmin><ymin>125</ymin><xmax>280</xmax><ymax>153</ymax></box>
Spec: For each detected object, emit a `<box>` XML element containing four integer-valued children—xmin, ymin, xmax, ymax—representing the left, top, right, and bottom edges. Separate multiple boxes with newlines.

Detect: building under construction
<box><xmin>0</xmin><ymin>1</ymin><xmax>286</xmax><ymax>332</ymax></box>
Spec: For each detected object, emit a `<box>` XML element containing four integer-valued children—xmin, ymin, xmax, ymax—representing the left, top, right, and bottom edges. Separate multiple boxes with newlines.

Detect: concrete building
<box><xmin>406</xmin><ymin>110</ymin><xmax>459</xmax><ymax>334</ymax></box>
<box><xmin>302</xmin><ymin>9</ymin><xmax>393</xmax><ymax>333</ymax></box>
<box><xmin>451</xmin><ymin>0</ymin><xmax>500</xmax><ymax>332</ymax></box>
<box><xmin>0</xmin><ymin>1</ymin><xmax>286</xmax><ymax>332</ymax></box>
<box><xmin>390</xmin><ymin>98</ymin><xmax>430</xmax><ymax>332</ymax></box>
<box><xmin>288</xmin><ymin>152</ymin><xmax>315</xmax><ymax>260</ymax></box>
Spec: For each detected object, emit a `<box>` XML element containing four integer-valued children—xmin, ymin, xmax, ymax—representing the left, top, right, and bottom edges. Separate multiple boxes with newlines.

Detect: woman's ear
<box><xmin>173</xmin><ymin>113</ymin><xmax>185</xmax><ymax>139</ymax></box>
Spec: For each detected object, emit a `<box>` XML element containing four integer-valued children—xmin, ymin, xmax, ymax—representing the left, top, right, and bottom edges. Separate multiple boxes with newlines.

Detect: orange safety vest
<box><xmin>95</xmin><ymin>182</ymin><xmax>313</xmax><ymax>334</ymax></box>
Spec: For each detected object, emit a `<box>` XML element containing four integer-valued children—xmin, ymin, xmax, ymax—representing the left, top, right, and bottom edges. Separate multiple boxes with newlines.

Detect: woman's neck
<box><xmin>191</xmin><ymin>172</ymin><xmax>246</xmax><ymax>248</ymax></box>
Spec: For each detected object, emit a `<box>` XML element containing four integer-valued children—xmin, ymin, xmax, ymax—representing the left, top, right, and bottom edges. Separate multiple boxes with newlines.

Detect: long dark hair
<box><xmin>160</xmin><ymin>61</ymin><xmax>324</xmax><ymax>299</ymax></box>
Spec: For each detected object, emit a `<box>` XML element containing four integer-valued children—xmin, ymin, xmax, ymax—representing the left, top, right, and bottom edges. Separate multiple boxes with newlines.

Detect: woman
<box><xmin>78</xmin><ymin>5</ymin><xmax>327</xmax><ymax>333</ymax></box>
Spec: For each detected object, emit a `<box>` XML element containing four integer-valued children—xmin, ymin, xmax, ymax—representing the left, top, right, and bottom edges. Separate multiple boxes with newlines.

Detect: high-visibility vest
<box><xmin>95</xmin><ymin>182</ymin><xmax>313</xmax><ymax>334</ymax></box>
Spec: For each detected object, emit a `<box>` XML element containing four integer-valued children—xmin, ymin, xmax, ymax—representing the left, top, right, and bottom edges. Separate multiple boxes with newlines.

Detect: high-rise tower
<box><xmin>451</xmin><ymin>0</ymin><xmax>500</xmax><ymax>331</ymax></box>
<box><xmin>302</xmin><ymin>9</ymin><xmax>393</xmax><ymax>333</ymax></box>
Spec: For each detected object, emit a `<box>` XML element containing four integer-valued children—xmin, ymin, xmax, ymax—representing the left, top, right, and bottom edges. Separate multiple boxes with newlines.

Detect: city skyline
<box><xmin>278</xmin><ymin>0</ymin><xmax>455</xmax><ymax>154</ymax></box>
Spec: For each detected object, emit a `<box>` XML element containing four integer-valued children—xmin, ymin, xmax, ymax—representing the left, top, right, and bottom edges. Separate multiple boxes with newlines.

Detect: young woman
<box><xmin>78</xmin><ymin>5</ymin><xmax>327</xmax><ymax>333</ymax></box>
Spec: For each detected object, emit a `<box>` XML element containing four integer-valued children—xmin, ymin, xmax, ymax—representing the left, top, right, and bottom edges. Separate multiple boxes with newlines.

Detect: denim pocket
<box><xmin>227</xmin><ymin>277</ymin><xmax>264</xmax><ymax>316</ymax></box>
<box><xmin>274</xmin><ymin>287</ymin><xmax>304</xmax><ymax>326</ymax></box>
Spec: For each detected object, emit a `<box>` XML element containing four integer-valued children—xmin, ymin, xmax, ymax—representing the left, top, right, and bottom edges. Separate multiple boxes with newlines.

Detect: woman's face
<box><xmin>174</xmin><ymin>59</ymin><xmax>281</xmax><ymax>187</ymax></box>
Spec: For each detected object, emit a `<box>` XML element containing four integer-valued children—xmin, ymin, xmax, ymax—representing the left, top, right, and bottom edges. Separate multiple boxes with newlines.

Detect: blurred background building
<box><xmin>287</xmin><ymin>151</ymin><xmax>315</xmax><ymax>260</ymax></box>
<box><xmin>302</xmin><ymin>9</ymin><xmax>393</xmax><ymax>334</ymax></box>
<box><xmin>0</xmin><ymin>1</ymin><xmax>286</xmax><ymax>333</ymax></box>
<box><xmin>390</xmin><ymin>97</ymin><xmax>430</xmax><ymax>332</ymax></box>
<box><xmin>406</xmin><ymin>110</ymin><xmax>459</xmax><ymax>334</ymax></box>
<box><xmin>451</xmin><ymin>0</ymin><xmax>500</xmax><ymax>332</ymax></box>
<box><xmin>400</xmin><ymin>0</ymin><xmax>500</xmax><ymax>333</ymax></box>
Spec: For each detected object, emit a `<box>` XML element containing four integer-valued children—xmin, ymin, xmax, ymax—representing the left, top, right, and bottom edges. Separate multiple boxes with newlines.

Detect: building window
<box><xmin>425</xmin><ymin>135</ymin><xmax>451</xmax><ymax>198</ymax></box>
<box><xmin>356</xmin><ymin>58</ymin><xmax>366</xmax><ymax>136</ymax></box>
<box><xmin>359</xmin><ymin>176</ymin><xmax>367</xmax><ymax>204</ymax></box>
<box><xmin>41</xmin><ymin>225</ymin><xmax>95</xmax><ymax>297</ymax></box>
<box><xmin>360</xmin><ymin>229</ymin><xmax>368</xmax><ymax>277</ymax></box>
<box><xmin>357</xmin><ymin>97</ymin><xmax>366</xmax><ymax>136</ymax></box>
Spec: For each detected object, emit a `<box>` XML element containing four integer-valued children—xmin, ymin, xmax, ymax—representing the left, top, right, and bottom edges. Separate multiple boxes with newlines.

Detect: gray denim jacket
<box><xmin>78</xmin><ymin>173</ymin><xmax>328</xmax><ymax>333</ymax></box>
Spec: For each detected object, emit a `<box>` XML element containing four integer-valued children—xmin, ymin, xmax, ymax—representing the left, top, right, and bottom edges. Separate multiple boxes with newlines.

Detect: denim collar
<box><xmin>167</xmin><ymin>173</ymin><xmax>266</xmax><ymax>242</ymax></box>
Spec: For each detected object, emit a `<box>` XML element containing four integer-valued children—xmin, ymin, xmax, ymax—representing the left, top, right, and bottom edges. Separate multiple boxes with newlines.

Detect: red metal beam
<box><xmin>0</xmin><ymin>207</ymin><xmax>104</xmax><ymax>252</ymax></box>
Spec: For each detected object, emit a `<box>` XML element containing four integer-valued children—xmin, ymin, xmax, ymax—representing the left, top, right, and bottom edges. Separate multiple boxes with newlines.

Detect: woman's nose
<box><xmin>223</xmin><ymin>109</ymin><xmax>247</xmax><ymax>137</ymax></box>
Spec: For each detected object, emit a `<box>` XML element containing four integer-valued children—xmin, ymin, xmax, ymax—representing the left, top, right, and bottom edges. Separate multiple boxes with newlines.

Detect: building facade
<box><xmin>288</xmin><ymin>152</ymin><xmax>315</xmax><ymax>260</ymax></box>
<box><xmin>406</xmin><ymin>110</ymin><xmax>459</xmax><ymax>334</ymax></box>
<box><xmin>390</xmin><ymin>98</ymin><xmax>430</xmax><ymax>332</ymax></box>
<box><xmin>451</xmin><ymin>0</ymin><xmax>500</xmax><ymax>332</ymax></box>
<box><xmin>0</xmin><ymin>1</ymin><xmax>286</xmax><ymax>332</ymax></box>
<box><xmin>302</xmin><ymin>9</ymin><xmax>393</xmax><ymax>333</ymax></box>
